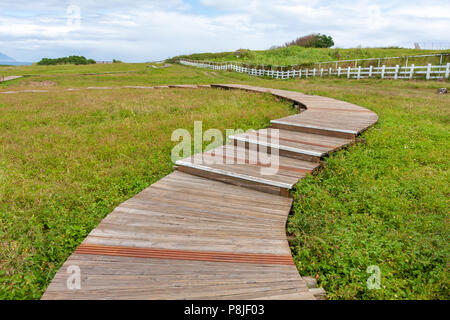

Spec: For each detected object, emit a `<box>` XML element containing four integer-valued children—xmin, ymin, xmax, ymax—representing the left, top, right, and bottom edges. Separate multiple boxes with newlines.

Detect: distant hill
<box><xmin>0</xmin><ymin>52</ymin><xmax>15</xmax><ymax>62</ymax></box>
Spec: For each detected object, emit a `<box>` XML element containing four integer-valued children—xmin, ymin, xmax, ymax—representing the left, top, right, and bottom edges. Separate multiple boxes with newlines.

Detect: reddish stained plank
<box><xmin>75</xmin><ymin>244</ymin><xmax>295</xmax><ymax>265</ymax></box>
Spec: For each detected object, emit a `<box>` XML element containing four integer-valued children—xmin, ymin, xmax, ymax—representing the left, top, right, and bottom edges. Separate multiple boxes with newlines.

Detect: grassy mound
<box><xmin>169</xmin><ymin>46</ymin><xmax>450</xmax><ymax>67</ymax></box>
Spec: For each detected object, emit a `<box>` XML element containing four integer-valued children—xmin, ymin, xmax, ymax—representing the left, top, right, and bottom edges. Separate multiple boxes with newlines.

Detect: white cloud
<box><xmin>0</xmin><ymin>0</ymin><xmax>448</xmax><ymax>62</ymax></box>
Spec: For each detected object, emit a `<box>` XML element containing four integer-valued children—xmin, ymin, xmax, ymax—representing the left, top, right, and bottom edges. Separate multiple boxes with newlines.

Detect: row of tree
<box><xmin>37</xmin><ymin>56</ymin><xmax>96</xmax><ymax>65</ymax></box>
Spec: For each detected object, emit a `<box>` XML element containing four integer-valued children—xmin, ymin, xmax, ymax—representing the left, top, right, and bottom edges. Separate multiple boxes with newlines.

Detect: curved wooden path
<box><xmin>41</xmin><ymin>84</ymin><xmax>378</xmax><ymax>300</ymax></box>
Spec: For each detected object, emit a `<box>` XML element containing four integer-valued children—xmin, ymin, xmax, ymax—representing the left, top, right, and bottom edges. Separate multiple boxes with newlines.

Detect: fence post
<box><xmin>409</xmin><ymin>64</ymin><xmax>415</xmax><ymax>79</ymax></box>
<box><xmin>347</xmin><ymin>67</ymin><xmax>351</xmax><ymax>78</ymax></box>
<box><xmin>445</xmin><ymin>63</ymin><xmax>450</xmax><ymax>79</ymax></box>
<box><xmin>329</xmin><ymin>67</ymin><xmax>332</xmax><ymax>77</ymax></box>
<box><xmin>313</xmin><ymin>68</ymin><xmax>316</xmax><ymax>77</ymax></box>
<box><xmin>320</xmin><ymin>68</ymin><xmax>323</xmax><ymax>77</ymax></box>
<box><xmin>394</xmin><ymin>65</ymin><xmax>399</xmax><ymax>79</ymax></box>
<box><xmin>381</xmin><ymin>65</ymin><xmax>385</xmax><ymax>79</ymax></box>
<box><xmin>338</xmin><ymin>67</ymin><xmax>341</xmax><ymax>77</ymax></box>
<box><xmin>369</xmin><ymin>65</ymin><xmax>373</xmax><ymax>77</ymax></box>
<box><xmin>357</xmin><ymin>66</ymin><xmax>361</xmax><ymax>79</ymax></box>
<box><xmin>305</xmin><ymin>68</ymin><xmax>308</xmax><ymax>78</ymax></box>
<box><xmin>426</xmin><ymin>64</ymin><xmax>431</xmax><ymax>80</ymax></box>
<box><xmin>299</xmin><ymin>69</ymin><xmax>302</xmax><ymax>78</ymax></box>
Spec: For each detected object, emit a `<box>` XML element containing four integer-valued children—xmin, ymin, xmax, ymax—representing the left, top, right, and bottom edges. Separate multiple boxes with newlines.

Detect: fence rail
<box><xmin>180</xmin><ymin>59</ymin><xmax>450</xmax><ymax>80</ymax></box>
<box><xmin>315</xmin><ymin>53</ymin><xmax>450</xmax><ymax>69</ymax></box>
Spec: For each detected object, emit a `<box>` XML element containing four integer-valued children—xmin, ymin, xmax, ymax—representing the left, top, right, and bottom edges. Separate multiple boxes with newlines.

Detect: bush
<box><xmin>285</xmin><ymin>33</ymin><xmax>334</xmax><ymax>48</ymax></box>
<box><xmin>37</xmin><ymin>56</ymin><xmax>96</xmax><ymax>66</ymax></box>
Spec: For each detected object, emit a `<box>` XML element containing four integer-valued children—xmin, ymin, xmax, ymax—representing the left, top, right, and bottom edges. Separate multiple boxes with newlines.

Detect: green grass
<box><xmin>0</xmin><ymin>62</ymin><xmax>448</xmax><ymax>299</ymax></box>
<box><xmin>280</xmin><ymin>79</ymin><xmax>449</xmax><ymax>299</ymax></box>
<box><xmin>169</xmin><ymin>46</ymin><xmax>450</xmax><ymax>67</ymax></box>
<box><xmin>0</xmin><ymin>78</ymin><xmax>295</xmax><ymax>299</ymax></box>
<box><xmin>0</xmin><ymin>63</ymin><xmax>259</xmax><ymax>89</ymax></box>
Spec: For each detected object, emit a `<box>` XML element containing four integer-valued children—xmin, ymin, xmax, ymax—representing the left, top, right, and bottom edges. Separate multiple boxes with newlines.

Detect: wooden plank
<box><xmin>74</xmin><ymin>244</ymin><xmax>295</xmax><ymax>265</ymax></box>
<box><xmin>43</xmin><ymin>254</ymin><xmax>314</xmax><ymax>300</ymax></box>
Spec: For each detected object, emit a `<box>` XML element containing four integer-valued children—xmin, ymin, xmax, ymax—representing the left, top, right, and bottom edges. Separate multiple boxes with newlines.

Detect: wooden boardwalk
<box><xmin>42</xmin><ymin>84</ymin><xmax>378</xmax><ymax>300</ymax></box>
<box><xmin>0</xmin><ymin>75</ymin><xmax>22</xmax><ymax>82</ymax></box>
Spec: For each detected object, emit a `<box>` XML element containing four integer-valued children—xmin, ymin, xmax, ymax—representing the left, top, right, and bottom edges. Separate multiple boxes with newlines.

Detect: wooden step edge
<box><xmin>175</xmin><ymin>160</ymin><xmax>293</xmax><ymax>188</ymax></box>
<box><xmin>229</xmin><ymin>135</ymin><xmax>323</xmax><ymax>163</ymax></box>
<box><xmin>175</xmin><ymin>160</ymin><xmax>293</xmax><ymax>197</ymax></box>
<box><xmin>270</xmin><ymin>120</ymin><xmax>357</xmax><ymax>140</ymax></box>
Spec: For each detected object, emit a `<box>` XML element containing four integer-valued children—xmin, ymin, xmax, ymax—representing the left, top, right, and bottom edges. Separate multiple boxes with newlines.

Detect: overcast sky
<box><xmin>0</xmin><ymin>0</ymin><xmax>449</xmax><ymax>62</ymax></box>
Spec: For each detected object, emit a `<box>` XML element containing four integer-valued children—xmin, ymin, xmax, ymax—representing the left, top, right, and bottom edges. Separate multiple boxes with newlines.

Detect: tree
<box><xmin>37</xmin><ymin>55</ymin><xmax>96</xmax><ymax>65</ymax></box>
<box><xmin>284</xmin><ymin>33</ymin><xmax>334</xmax><ymax>48</ymax></box>
<box><xmin>314</xmin><ymin>34</ymin><xmax>334</xmax><ymax>48</ymax></box>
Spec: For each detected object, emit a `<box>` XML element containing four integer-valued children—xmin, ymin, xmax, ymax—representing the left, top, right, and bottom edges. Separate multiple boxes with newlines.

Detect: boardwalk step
<box><xmin>229</xmin><ymin>128</ymin><xmax>353</xmax><ymax>163</ymax></box>
<box><xmin>271</xmin><ymin>118</ymin><xmax>357</xmax><ymax>140</ymax></box>
<box><xmin>271</xmin><ymin>109</ymin><xmax>378</xmax><ymax>140</ymax></box>
<box><xmin>175</xmin><ymin>145</ymin><xmax>319</xmax><ymax>197</ymax></box>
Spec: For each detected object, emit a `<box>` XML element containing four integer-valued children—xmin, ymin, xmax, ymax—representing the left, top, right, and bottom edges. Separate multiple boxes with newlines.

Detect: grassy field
<box><xmin>168</xmin><ymin>47</ymin><xmax>450</xmax><ymax>67</ymax></box>
<box><xmin>0</xmin><ymin>62</ymin><xmax>448</xmax><ymax>299</ymax></box>
<box><xmin>0</xmin><ymin>63</ymin><xmax>260</xmax><ymax>88</ymax></box>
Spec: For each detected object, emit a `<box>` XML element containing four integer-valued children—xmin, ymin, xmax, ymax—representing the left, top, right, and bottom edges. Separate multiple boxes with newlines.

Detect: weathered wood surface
<box><xmin>42</xmin><ymin>172</ymin><xmax>316</xmax><ymax>299</ymax></box>
<box><xmin>211</xmin><ymin>84</ymin><xmax>378</xmax><ymax>139</ymax></box>
<box><xmin>228</xmin><ymin>128</ymin><xmax>354</xmax><ymax>162</ymax></box>
<box><xmin>0</xmin><ymin>75</ymin><xmax>22</xmax><ymax>82</ymax></box>
<box><xmin>42</xmin><ymin>84</ymin><xmax>378</xmax><ymax>300</ymax></box>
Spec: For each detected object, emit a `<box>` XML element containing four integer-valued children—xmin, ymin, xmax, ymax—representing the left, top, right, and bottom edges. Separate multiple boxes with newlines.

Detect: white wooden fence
<box><xmin>180</xmin><ymin>59</ymin><xmax>450</xmax><ymax>80</ymax></box>
<box><xmin>314</xmin><ymin>53</ymin><xmax>449</xmax><ymax>69</ymax></box>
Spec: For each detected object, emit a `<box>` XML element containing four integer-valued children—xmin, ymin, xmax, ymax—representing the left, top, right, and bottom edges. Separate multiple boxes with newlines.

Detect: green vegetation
<box><xmin>0</xmin><ymin>62</ymin><xmax>448</xmax><ymax>299</ymax></box>
<box><xmin>0</xmin><ymin>62</ymin><xmax>144</xmax><ymax>77</ymax></box>
<box><xmin>37</xmin><ymin>56</ymin><xmax>96</xmax><ymax>66</ymax></box>
<box><xmin>282</xmin><ymin>79</ymin><xmax>449</xmax><ymax>299</ymax></box>
<box><xmin>284</xmin><ymin>33</ymin><xmax>334</xmax><ymax>48</ymax></box>
<box><xmin>168</xmin><ymin>47</ymin><xmax>450</xmax><ymax>67</ymax></box>
<box><xmin>0</xmin><ymin>70</ymin><xmax>294</xmax><ymax>299</ymax></box>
